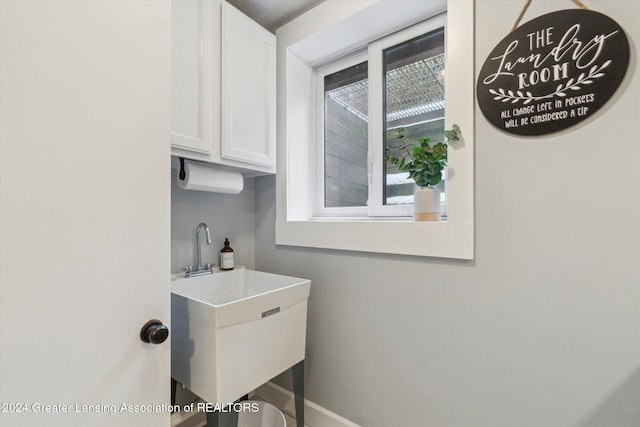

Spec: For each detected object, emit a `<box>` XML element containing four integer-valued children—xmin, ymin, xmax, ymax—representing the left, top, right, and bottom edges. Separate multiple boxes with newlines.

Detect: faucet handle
<box><xmin>182</xmin><ymin>265</ymin><xmax>193</xmax><ymax>273</ymax></box>
<box><xmin>204</xmin><ymin>262</ymin><xmax>213</xmax><ymax>270</ymax></box>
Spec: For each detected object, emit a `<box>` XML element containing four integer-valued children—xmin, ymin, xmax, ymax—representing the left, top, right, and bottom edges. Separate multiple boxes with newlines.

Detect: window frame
<box><xmin>314</xmin><ymin>16</ymin><xmax>447</xmax><ymax>219</ymax></box>
<box><xmin>275</xmin><ymin>0</ymin><xmax>474</xmax><ymax>259</ymax></box>
<box><xmin>368</xmin><ymin>14</ymin><xmax>447</xmax><ymax>218</ymax></box>
<box><xmin>314</xmin><ymin>50</ymin><xmax>369</xmax><ymax>218</ymax></box>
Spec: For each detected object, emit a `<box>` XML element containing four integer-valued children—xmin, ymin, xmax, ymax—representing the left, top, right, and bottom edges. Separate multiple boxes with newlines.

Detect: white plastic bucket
<box><xmin>237</xmin><ymin>400</ymin><xmax>287</xmax><ymax>427</ymax></box>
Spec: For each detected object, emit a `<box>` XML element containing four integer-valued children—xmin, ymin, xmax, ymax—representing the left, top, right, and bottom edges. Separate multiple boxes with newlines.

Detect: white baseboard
<box><xmin>255</xmin><ymin>381</ymin><xmax>362</xmax><ymax>427</ymax></box>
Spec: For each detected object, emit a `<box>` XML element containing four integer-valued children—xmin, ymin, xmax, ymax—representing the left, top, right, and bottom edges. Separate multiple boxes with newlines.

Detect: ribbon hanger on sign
<box><xmin>511</xmin><ymin>0</ymin><xmax>590</xmax><ymax>32</ymax></box>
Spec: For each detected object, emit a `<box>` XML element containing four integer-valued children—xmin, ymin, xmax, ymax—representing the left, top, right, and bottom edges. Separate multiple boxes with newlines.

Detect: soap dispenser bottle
<box><xmin>220</xmin><ymin>238</ymin><xmax>234</xmax><ymax>271</ymax></box>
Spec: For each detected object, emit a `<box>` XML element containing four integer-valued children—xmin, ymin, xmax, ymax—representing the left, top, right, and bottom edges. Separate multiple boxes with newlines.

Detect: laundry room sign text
<box><xmin>477</xmin><ymin>9</ymin><xmax>629</xmax><ymax>136</ymax></box>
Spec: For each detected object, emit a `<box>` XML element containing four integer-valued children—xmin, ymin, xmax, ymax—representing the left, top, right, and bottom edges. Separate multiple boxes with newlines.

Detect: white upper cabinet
<box><xmin>171</xmin><ymin>0</ymin><xmax>218</xmax><ymax>156</ymax></box>
<box><xmin>221</xmin><ymin>3</ymin><xmax>276</xmax><ymax>168</ymax></box>
<box><xmin>171</xmin><ymin>0</ymin><xmax>276</xmax><ymax>174</ymax></box>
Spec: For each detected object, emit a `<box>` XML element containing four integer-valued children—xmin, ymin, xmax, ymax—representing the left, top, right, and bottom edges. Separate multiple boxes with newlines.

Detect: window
<box><xmin>317</xmin><ymin>56</ymin><xmax>369</xmax><ymax>216</ymax></box>
<box><xmin>315</xmin><ymin>16</ymin><xmax>446</xmax><ymax>218</ymax></box>
<box><xmin>276</xmin><ymin>0</ymin><xmax>474</xmax><ymax>259</ymax></box>
<box><xmin>382</xmin><ymin>30</ymin><xmax>445</xmax><ymax>211</ymax></box>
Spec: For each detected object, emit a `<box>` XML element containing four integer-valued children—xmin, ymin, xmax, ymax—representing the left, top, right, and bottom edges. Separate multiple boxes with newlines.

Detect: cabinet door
<box><xmin>171</xmin><ymin>0</ymin><xmax>220</xmax><ymax>156</ymax></box>
<box><xmin>221</xmin><ymin>3</ymin><xmax>276</xmax><ymax>169</ymax></box>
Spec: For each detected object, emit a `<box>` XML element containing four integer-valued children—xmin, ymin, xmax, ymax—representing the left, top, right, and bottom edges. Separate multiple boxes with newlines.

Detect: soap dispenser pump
<box><xmin>220</xmin><ymin>238</ymin><xmax>234</xmax><ymax>271</ymax></box>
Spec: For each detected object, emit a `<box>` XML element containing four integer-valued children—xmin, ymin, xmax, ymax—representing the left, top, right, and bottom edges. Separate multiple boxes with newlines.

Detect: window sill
<box><xmin>275</xmin><ymin>219</ymin><xmax>473</xmax><ymax>259</ymax></box>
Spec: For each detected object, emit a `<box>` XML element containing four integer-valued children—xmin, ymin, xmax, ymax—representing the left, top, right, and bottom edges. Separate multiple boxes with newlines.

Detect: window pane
<box><xmin>383</xmin><ymin>29</ymin><xmax>445</xmax><ymax>206</ymax></box>
<box><xmin>324</xmin><ymin>62</ymin><xmax>368</xmax><ymax>208</ymax></box>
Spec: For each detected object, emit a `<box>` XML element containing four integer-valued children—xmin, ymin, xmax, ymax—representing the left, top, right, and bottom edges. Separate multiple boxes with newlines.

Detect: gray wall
<box><xmin>253</xmin><ymin>1</ymin><xmax>640</xmax><ymax>426</ymax></box>
<box><xmin>171</xmin><ymin>168</ymin><xmax>256</xmax><ymax>273</ymax></box>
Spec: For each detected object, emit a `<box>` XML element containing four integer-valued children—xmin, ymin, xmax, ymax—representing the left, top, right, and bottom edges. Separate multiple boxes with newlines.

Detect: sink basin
<box><xmin>171</xmin><ymin>268</ymin><xmax>310</xmax><ymax>404</ymax></box>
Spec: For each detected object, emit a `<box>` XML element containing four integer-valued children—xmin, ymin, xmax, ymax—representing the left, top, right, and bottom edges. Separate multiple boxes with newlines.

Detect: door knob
<box><xmin>140</xmin><ymin>319</ymin><xmax>169</xmax><ymax>344</ymax></box>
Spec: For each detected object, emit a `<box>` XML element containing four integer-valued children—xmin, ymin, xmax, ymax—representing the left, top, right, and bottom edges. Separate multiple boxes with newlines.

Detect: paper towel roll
<box><xmin>177</xmin><ymin>159</ymin><xmax>243</xmax><ymax>194</ymax></box>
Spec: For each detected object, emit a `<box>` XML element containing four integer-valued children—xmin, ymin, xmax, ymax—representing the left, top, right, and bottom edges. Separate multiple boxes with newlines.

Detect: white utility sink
<box><xmin>171</xmin><ymin>267</ymin><xmax>310</xmax><ymax>404</ymax></box>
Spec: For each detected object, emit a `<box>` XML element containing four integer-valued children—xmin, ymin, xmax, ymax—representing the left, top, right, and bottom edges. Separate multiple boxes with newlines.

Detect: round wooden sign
<box><xmin>477</xmin><ymin>9</ymin><xmax>629</xmax><ymax>136</ymax></box>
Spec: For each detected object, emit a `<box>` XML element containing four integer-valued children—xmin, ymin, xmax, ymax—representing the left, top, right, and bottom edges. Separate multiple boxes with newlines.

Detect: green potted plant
<box><xmin>386</xmin><ymin>125</ymin><xmax>460</xmax><ymax>221</ymax></box>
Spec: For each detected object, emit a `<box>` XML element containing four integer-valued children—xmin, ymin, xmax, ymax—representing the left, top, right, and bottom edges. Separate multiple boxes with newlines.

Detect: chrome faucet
<box><xmin>196</xmin><ymin>222</ymin><xmax>212</xmax><ymax>270</ymax></box>
<box><xmin>183</xmin><ymin>223</ymin><xmax>213</xmax><ymax>277</ymax></box>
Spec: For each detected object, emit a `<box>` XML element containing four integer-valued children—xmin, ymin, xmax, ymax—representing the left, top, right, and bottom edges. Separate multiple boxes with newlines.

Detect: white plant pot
<box><xmin>413</xmin><ymin>187</ymin><xmax>441</xmax><ymax>221</ymax></box>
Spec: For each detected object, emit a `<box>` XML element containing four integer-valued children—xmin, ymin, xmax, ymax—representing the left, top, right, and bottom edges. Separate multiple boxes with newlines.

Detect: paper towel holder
<box><xmin>179</xmin><ymin>157</ymin><xmax>186</xmax><ymax>181</ymax></box>
<box><xmin>176</xmin><ymin>158</ymin><xmax>244</xmax><ymax>194</ymax></box>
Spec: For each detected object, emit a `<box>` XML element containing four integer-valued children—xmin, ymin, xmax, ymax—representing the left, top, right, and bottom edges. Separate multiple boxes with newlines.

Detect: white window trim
<box><xmin>275</xmin><ymin>0</ymin><xmax>474</xmax><ymax>259</ymax></box>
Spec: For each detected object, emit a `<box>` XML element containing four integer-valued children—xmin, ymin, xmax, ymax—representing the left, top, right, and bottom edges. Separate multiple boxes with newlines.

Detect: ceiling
<box><xmin>226</xmin><ymin>0</ymin><xmax>324</xmax><ymax>33</ymax></box>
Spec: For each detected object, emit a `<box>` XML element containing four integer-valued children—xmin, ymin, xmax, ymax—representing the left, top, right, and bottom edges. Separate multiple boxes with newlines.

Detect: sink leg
<box><xmin>206</xmin><ymin>409</ymin><xmax>238</xmax><ymax>427</ymax></box>
<box><xmin>292</xmin><ymin>359</ymin><xmax>305</xmax><ymax>427</ymax></box>
<box><xmin>171</xmin><ymin>378</ymin><xmax>177</xmax><ymax>411</ymax></box>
